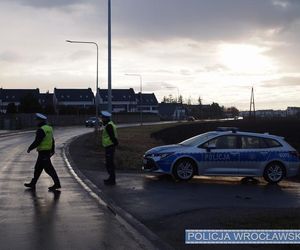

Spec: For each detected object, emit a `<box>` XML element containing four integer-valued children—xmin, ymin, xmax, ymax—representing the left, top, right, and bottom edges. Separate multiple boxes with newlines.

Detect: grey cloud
<box><xmin>0</xmin><ymin>51</ymin><xmax>22</xmax><ymax>62</ymax></box>
<box><xmin>196</xmin><ymin>64</ymin><xmax>229</xmax><ymax>73</ymax></box>
<box><xmin>69</xmin><ymin>50</ymin><xmax>94</xmax><ymax>61</ymax></box>
<box><xmin>180</xmin><ymin>69</ymin><xmax>193</xmax><ymax>76</ymax></box>
<box><xmin>261</xmin><ymin>77</ymin><xmax>300</xmax><ymax>88</ymax></box>
<box><xmin>8</xmin><ymin>0</ymin><xmax>85</xmax><ymax>8</ymax></box>
<box><xmin>124</xmin><ymin>81</ymin><xmax>178</xmax><ymax>92</ymax></box>
<box><xmin>5</xmin><ymin>0</ymin><xmax>300</xmax><ymax>42</ymax></box>
<box><xmin>112</xmin><ymin>0</ymin><xmax>300</xmax><ymax>41</ymax></box>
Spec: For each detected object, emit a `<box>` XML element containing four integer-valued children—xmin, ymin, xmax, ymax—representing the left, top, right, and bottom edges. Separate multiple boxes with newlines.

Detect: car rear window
<box><xmin>240</xmin><ymin>136</ymin><xmax>282</xmax><ymax>149</ymax></box>
<box><xmin>264</xmin><ymin>138</ymin><xmax>282</xmax><ymax>148</ymax></box>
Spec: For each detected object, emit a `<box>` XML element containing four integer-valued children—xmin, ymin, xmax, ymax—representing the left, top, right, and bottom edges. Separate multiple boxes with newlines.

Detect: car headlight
<box><xmin>149</xmin><ymin>152</ymin><xmax>174</xmax><ymax>160</ymax></box>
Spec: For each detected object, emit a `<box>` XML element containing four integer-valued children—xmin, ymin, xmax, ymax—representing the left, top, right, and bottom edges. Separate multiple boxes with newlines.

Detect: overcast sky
<box><xmin>0</xmin><ymin>0</ymin><xmax>299</xmax><ymax>109</ymax></box>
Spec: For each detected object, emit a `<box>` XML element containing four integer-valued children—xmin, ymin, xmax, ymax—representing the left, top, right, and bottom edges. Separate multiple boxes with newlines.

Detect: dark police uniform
<box><xmin>25</xmin><ymin>121</ymin><xmax>61</xmax><ymax>190</ymax></box>
<box><xmin>102</xmin><ymin>120</ymin><xmax>118</xmax><ymax>185</ymax></box>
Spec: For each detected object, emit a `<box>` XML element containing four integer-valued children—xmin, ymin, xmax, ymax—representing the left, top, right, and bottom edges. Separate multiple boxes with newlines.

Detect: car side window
<box><xmin>264</xmin><ymin>138</ymin><xmax>282</xmax><ymax>148</ymax></box>
<box><xmin>202</xmin><ymin>136</ymin><xmax>238</xmax><ymax>149</ymax></box>
<box><xmin>241</xmin><ymin>136</ymin><xmax>268</xmax><ymax>149</ymax></box>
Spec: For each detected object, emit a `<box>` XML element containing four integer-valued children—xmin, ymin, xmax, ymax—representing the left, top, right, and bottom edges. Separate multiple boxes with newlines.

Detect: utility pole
<box><xmin>249</xmin><ymin>87</ymin><xmax>256</xmax><ymax>120</ymax></box>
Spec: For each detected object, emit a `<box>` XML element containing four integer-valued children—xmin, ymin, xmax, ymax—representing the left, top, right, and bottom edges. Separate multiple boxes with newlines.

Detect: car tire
<box><xmin>172</xmin><ymin>158</ymin><xmax>196</xmax><ymax>181</ymax></box>
<box><xmin>263</xmin><ymin>162</ymin><xmax>285</xmax><ymax>184</ymax></box>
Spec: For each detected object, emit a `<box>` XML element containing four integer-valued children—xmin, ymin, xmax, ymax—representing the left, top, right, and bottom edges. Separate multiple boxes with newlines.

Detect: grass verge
<box><xmin>115</xmin><ymin>123</ymin><xmax>180</xmax><ymax>170</ymax></box>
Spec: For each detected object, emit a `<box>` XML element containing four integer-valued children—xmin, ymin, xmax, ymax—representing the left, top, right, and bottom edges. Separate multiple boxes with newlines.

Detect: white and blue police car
<box><xmin>142</xmin><ymin>127</ymin><xmax>300</xmax><ymax>183</ymax></box>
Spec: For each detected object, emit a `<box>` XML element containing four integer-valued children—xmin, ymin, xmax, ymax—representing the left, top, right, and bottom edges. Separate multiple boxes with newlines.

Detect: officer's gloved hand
<box><xmin>27</xmin><ymin>148</ymin><xmax>31</xmax><ymax>153</ymax></box>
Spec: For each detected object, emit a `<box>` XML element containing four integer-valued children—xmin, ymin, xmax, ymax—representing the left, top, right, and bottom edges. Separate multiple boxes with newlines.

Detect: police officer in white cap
<box><xmin>101</xmin><ymin>111</ymin><xmax>118</xmax><ymax>185</ymax></box>
<box><xmin>24</xmin><ymin>113</ymin><xmax>61</xmax><ymax>191</ymax></box>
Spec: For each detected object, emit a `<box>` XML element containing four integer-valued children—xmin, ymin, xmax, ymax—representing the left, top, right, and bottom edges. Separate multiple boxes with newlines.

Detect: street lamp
<box><xmin>125</xmin><ymin>73</ymin><xmax>143</xmax><ymax>125</ymax></box>
<box><xmin>66</xmin><ymin>40</ymin><xmax>100</xmax><ymax>129</ymax></box>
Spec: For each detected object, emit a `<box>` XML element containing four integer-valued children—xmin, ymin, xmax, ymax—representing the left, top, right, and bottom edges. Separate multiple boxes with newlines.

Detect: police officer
<box><xmin>101</xmin><ymin>111</ymin><xmax>118</xmax><ymax>185</ymax></box>
<box><xmin>24</xmin><ymin>113</ymin><xmax>61</xmax><ymax>191</ymax></box>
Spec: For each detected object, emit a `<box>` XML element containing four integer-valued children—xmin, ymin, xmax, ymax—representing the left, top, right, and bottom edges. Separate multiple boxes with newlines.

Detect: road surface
<box><xmin>69</xmin><ymin>132</ymin><xmax>300</xmax><ymax>249</ymax></box>
<box><xmin>0</xmin><ymin>127</ymin><xmax>153</xmax><ymax>250</ymax></box>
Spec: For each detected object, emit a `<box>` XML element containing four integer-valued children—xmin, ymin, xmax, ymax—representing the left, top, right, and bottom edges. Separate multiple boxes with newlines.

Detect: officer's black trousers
<box><xmin>31</xmin><ymin>151</ymin><xmax>60</xmax><ymax>185</ymax></box>
<box><xmin>105</xmin><ymin>146</ymin><xmax>116</xmax><ymax>181</ymax></box>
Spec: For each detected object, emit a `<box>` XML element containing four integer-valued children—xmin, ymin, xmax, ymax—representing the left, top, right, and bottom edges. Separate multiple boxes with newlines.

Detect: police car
<box><xmin>142</xmin><ymin>127</ymin><xmax>300</xmax><ymax>183</ymax></box>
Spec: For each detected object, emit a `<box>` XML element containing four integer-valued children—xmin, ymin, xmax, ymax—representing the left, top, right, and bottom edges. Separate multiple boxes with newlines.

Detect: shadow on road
<box><xmin>24</xmin><ymin>189</ymin><xmax>61</xmax><ymax>250</ymax></box>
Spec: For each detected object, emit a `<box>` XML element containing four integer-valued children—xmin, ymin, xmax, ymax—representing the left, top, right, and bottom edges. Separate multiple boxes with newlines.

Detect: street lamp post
<box><xmin>125</xmin><ymin>74</ymin><xmax>143</xmax><ymax>125</ymax></box>
<box><xmin>66</xmin><ymin>40</ymin><xmax>100</xmax><ymax>129</ymax></box>
<box><xmin>108</xmin><ymin>0</ymin><xmax>112</xmax><ymax>113</ymax></box>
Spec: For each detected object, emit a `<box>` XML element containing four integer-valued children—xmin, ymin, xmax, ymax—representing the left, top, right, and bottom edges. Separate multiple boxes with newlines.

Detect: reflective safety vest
<box><xmin>102</xmin><ymin>121</ymin><xmax>118</xmax><ymax>147</ymax></box>
<box><xmin>37</xmin><ymin>125</ymin><xmax>53</xmax><ymax>151</ymax></box>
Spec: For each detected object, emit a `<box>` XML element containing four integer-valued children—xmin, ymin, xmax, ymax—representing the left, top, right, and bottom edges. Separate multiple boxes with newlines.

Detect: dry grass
<box><xmin>115</xmin><ymin>123</ymin><xmax>178</xmax><ymax>170</ymax></box>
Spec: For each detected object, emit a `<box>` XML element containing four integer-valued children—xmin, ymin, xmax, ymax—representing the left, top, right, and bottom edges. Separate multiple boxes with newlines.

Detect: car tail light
<box><xmin>289</xmin><ymin>151</ymin><xmax>300</xmax><ymax>158</ymax></box>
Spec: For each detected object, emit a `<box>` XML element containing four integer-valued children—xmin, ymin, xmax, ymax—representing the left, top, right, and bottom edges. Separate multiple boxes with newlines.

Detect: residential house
<box><xmin>159</xmin><ymin>103</ymin><xmax>186</xmax><ymax>120</ymax></box>
<box><xmin>0</xmin><ymin>88</ymin><xmax>40</xmax><ymax>113</ymax></box>
<box><xmin>39</xmin><ymin>92</ymin><xmax>54</xmax><ymax>109</ymax></box>
<box><xmin>53</xmin><ymin>88</ymin><xmax>95</xmax><ymax>111</ymax></box>
<box><xmin>287</xmin><ymin>107</ymin><xmax>300</xmax><ymax>117</ymax></box>
<box><xmin>98</xmin><ymin>88</ymin><xmax>137</xmax><ymax>113</ymax></box>
<box><xmin>135</xmin><ymin>92</ymin><xmax>159</xmax><ymax>114</ymax></box>
<box><xmin>39</xmin><ymin>92</ymin><xmax>55</xmax><ymax>114</ymax></box>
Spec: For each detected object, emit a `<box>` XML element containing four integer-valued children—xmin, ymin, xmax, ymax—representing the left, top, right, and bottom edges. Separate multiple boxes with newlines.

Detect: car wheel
<box><xmin>263</xmin><ymin>162</ymin><xmax>285</xmax><ymax>184</ymax></box>
<box><xmin>173</xmin><ymin>159</ymin><xmax>196</xmax><ymax>181</ymax></box>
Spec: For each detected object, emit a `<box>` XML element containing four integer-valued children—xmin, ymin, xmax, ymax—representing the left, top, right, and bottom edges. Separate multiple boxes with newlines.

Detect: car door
<box><xmin>199</xmin><ymin>135</ymin><xmax>240</xmax><ymax>175</ymax></box>
<box><xmin>238</xmin><ymin>135</ymin><xmax>270</xmax><ymax>176</ymax></box>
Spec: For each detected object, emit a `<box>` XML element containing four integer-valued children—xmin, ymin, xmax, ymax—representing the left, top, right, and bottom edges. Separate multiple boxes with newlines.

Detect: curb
<box><xmin>62</xmin><ymin>134</ymin><xmax>174</xmax><ymax>250</ymax></box>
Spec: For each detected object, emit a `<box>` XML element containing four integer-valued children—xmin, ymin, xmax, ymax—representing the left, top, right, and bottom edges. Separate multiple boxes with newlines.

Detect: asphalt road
<box><xmin>0</xmin><ymin>127</ymin><xmax>154</xmax><ymax>250</ymax></box>
<box><xmin>74</xmin><ymin>164</ymin><xmax>300</xmax><ymax>249</ymax></box>
<box><xmin>81</xmin><ymin>173</ymin><xmax>300</xmax><ymax>220</ymax></box>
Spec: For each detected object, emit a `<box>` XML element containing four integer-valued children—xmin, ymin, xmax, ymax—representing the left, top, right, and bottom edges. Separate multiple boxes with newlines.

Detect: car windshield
<box><xmin>89</xmin><ymin>117</ymin><xmax>97</xmax><ymax>120</ymax></box>
<box><xmin>179</xmin><ymin>132</ymin><xmax>218</xmax><ymax>147</ymax></box>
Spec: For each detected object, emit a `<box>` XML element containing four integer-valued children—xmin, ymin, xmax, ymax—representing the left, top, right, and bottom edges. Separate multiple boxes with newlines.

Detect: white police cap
<box><xmin>101</xmin><ymin>111</ymin><xmax>112</xmax><ymax>117</ymax></box>
<box><xmin>35</xmin><ymin>113</ymin><xmax>47</xmax><ymax>120</ymax></box>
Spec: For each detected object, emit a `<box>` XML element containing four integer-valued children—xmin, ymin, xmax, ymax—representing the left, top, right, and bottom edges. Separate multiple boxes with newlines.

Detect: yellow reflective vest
<box><xmin>37</xmin><ymin>125</ymin><xmax>53</xmax><ymax>151</ymax></box>
<box><xmin>102</xmin><ymin>121</ymin><xmax>118</xmax><ymax>147</ymax></box>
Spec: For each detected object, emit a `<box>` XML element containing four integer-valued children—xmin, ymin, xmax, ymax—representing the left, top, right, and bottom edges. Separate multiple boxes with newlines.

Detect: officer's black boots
<box><xmin>24</xmin><ymin>182</ymin><xmax>36</xmax><ymax>189</ymax></box>
<box><xmin>103</xmin><ymin>178</ymin><xmax>116</xmax><ymax>185</ymax></box>
<box><xmin>24</xmin><ymin>182</ymin><xmax>61</xmax><ymax>190</ymax></box>
<box><xmin>48</xmin><ymin>183</ymin><xmax>61</xmax><ymax>191</ymax></box>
